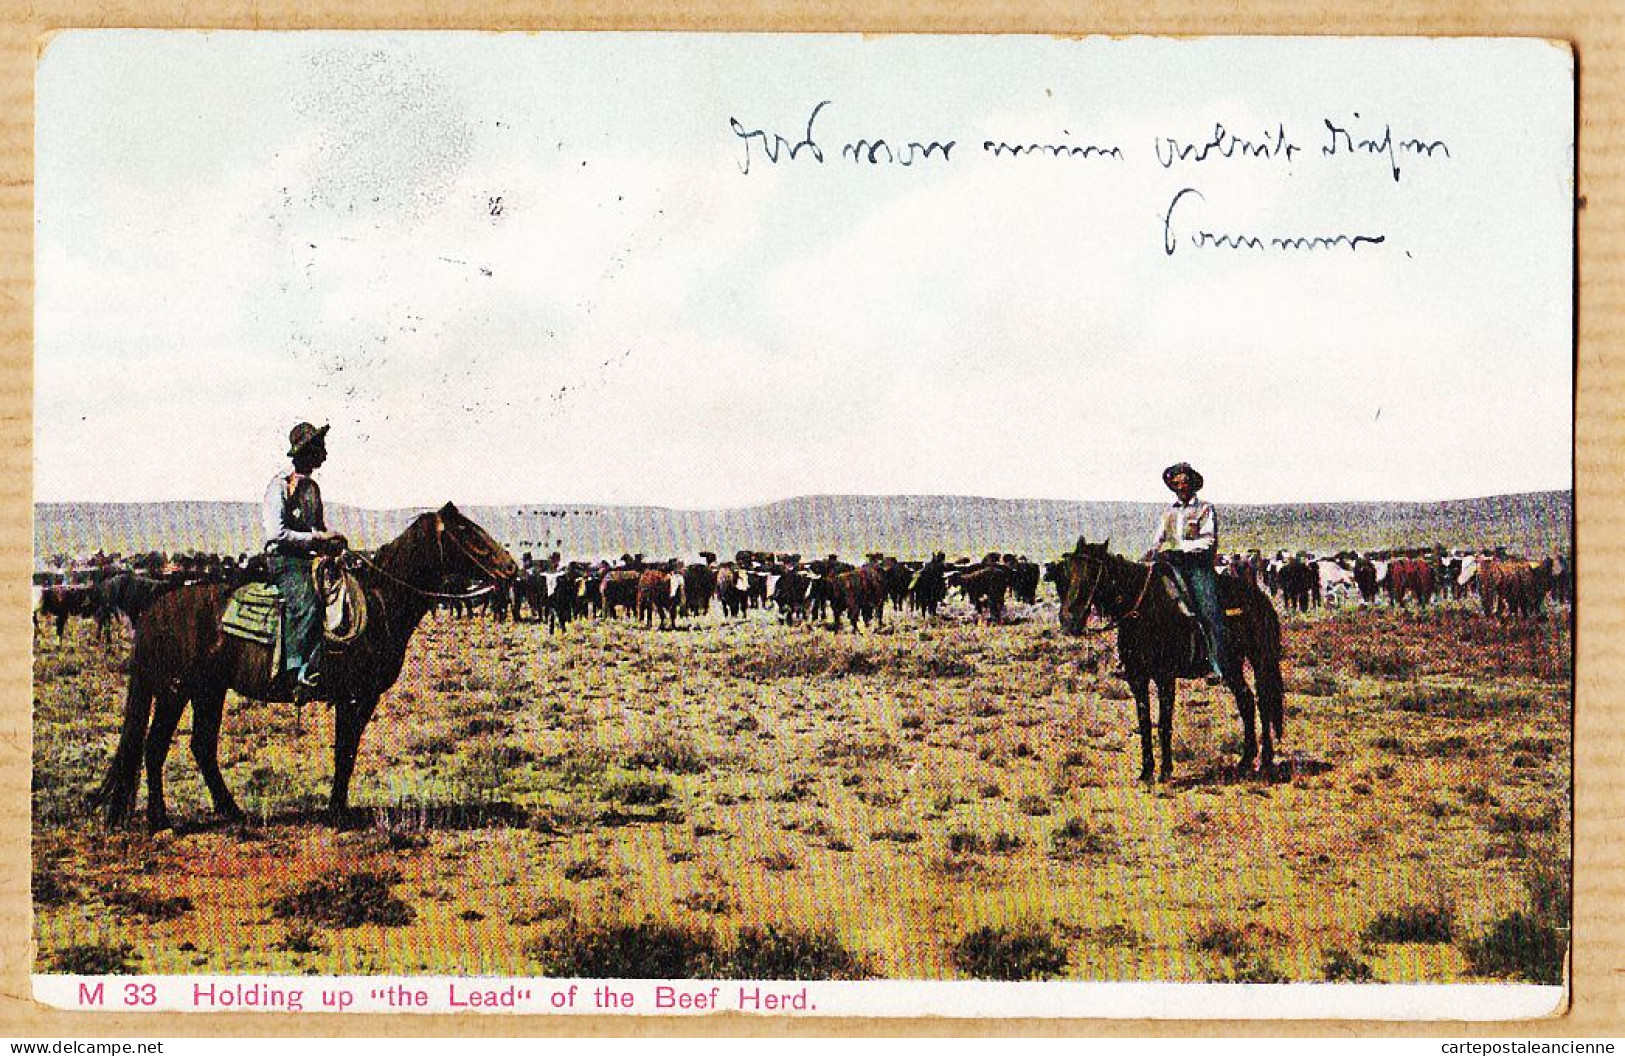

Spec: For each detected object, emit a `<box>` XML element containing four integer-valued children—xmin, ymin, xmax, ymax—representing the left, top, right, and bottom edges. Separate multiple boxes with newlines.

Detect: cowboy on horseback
<box><xmin>262</xmin><ymin>422</ymin><xmax>346</xmax><ymax>696</ymax></box>
<box><xmin>1146</xmin><ymin>462</ymin><xmax>1228</xmax><ymax>685</ymax></box>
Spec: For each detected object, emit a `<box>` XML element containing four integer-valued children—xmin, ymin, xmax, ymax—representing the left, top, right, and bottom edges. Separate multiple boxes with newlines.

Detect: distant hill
<box><xmin>33</xmin><ymin>490</ymin><xmax>1572</xmax><ymax>566</ymax></box>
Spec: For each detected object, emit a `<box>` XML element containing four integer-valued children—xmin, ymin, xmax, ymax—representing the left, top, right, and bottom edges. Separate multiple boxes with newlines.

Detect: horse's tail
<box><xmin>1252</xmin><ymin>591</ymin><xmax>1286</xmax><ymax>741</ymax></box>
<box><xmin>87</xmin><ymin>645</ymin><xmax>155</xmax><ymax>827</ymax></box>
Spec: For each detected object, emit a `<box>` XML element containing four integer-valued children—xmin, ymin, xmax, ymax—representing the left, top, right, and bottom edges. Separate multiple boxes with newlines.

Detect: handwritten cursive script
<box><xmin>1322</xmin><ymin>114</ymin><xmax>1450</xmax><ymax>182</ymax></box>
<box><xmin>1162</xmin><ymin>187</ymin><xmax>1386</xmax><ymax>257</ymax></box>
<box><xmin>729</xmin><ymin>101</ymin><xmax>832</xmax><ymax>175</ymax></box>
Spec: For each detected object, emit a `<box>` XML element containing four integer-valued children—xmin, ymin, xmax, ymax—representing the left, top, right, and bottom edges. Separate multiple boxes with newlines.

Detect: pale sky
<box><xmin>35</xmin><ymin>34</ymin><xmax>1574</xmax><ymax>508</ymax></box>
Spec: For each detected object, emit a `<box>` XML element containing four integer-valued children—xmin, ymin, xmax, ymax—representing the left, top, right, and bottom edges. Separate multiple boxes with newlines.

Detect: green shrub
<box><xmin>949</xmin><ymin>924</ymin><xmax>1068</xmax><ymax>981</ymax></box>
<box><xmin>1362</xmin><ymin>902</ymin><xmax>1454</xmax><ymax>945</ymax></box>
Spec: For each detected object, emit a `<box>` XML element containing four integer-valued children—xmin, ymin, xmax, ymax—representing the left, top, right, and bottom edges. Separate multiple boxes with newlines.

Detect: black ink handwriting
<box><xmin>1162</xmin><ymin>187</ymin><xmax>1386</xmax><ymax>257</ymax></box>
<box><xmin>729</xmin><ymin>101</ymin><xmax>832</xmax><ymax>175</ymax></box>
<box><xmin>1322</xmin><ymin>115</ymin><xmax>1450</xmax><ymax>182</ymax></box>
<box><xmin>841</xmin><ymin>138</ymin><xmax>955</xmax><ymax>166</ymax></box>
<box><xmin>1155</xmin><ymin>123</ymin><xmax>1300</xmax><ymax>169</ymax></box>
<box><xmin>982</xmin><ymin>133</ymin><xmax>1122</xmax><ymax>161</ymax></box>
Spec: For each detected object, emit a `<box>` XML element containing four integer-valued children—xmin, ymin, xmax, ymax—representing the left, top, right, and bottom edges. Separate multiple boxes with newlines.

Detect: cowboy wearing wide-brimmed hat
<box><xmin>262</xmin><ymin>422</ymin><xmax>346</xmax><ymax>695</ymax></box>
<box><xmin>1146</xmin><ymin>462</ymin><xmax>1228</xmax><ymax>685</ymax></box>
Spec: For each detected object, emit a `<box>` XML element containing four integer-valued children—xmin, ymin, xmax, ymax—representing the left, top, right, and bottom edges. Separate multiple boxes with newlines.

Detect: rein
<box><xmin>1069</xmin><ymin>555</ymin><xmax>1157</xmax><ymax>636</ymax></box>
<box><xmin>344</xmin><ymin>514</ymin><xmax>508</xmax><ymax>602</ymax></box>
<box><xmin>347</xmin><ymin>550</ymin><xmax>500</xmax><ymax>601</ymax></box>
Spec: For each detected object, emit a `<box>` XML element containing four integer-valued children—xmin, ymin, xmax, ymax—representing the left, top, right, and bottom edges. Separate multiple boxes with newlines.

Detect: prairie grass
<box><xmin>32</xmin><ymin>598</ymin><xmax>1569</xmax><ymax>980</ymax></box>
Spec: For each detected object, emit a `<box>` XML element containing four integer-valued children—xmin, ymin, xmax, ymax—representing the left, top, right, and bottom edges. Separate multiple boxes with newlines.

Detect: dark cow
<box><xmin>715</xmin><ymin>565</ymin><xmax>750</xmax><ymax>618</ymax></box>
<box><xmin>96</xmin><ymin>572</ymin><xmax>178</xmax><ymax>631</ymax></box>
<box><xmin>881</xmin><ymin>558</ymin><xmax>913</xmax><ymax>611</ymax></box>
<box><xmin>910</xmin><ymin>554</ymin><xmax>949</xmax><ymax>617</ymax></box>
<box><xmin>1353</xmin><ymin>558</ymin><xmax>1379</xmax><ymax>604</ymax></box>
<box><xmin>771</xmin><ymin>567</ymin><xmax>809</xmax><ymax>624</ymax></box>
<box><xmin>1277</xmin><ymin>558</ymin><xmax>1319</xmax><ymax>613</ymax></box>
<box><xmin>683</xmin><ymin>560</ymin><xmax>717</xmax><ymax>617</ymax></box>
<box><xmin>600</xmin><ymin>570</ymin><xmax>642</xmax><ymax>619</ymax></box>
<box><xmin>953</xmin><ymin>565</ymin><xmax>1008</xmax><ymax>622</ymax></box>
<box><xmin>38</xmin><ymin>584</ymin><xmax>105</xmax><ymax>640</ymax></box>
<box><xmin>1005</xmin><ymin>557</ymin><xmax>1040</xmax><ymax>605</ymax></box>
<box><xmin>827</xmin><ymin>565</ymin><xmax>886</xmax><ymax>633</ymax></box>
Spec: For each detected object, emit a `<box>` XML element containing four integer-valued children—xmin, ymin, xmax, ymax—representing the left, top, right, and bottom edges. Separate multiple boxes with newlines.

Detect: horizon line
<box><xmin>32</xmin><ymin>486</ymin><xmax>1576</xmax><ymax>515</ymax></box>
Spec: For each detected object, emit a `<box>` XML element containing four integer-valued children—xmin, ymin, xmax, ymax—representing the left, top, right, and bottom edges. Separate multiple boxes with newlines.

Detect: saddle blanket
<box><xmin>221</xmin><ymin>582</ymin><xmax>281</xmax><ymax>647</ymax></box>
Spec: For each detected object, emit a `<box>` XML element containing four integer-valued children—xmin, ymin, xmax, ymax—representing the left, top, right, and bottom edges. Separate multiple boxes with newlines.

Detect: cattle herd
<box><xmin>32</xmin><ymin>541</ymin><xmax>1571</xmax><ymax>642</ymax></box>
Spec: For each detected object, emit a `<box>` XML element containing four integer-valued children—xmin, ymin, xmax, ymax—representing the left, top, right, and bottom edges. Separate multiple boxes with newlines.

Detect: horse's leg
<box><xmin>143</xmin><ymin>687</ymin><xmax>187</xmax><ymax>832</ymax></box>
<box><xmin>188</xmin><ymin>684</ymin><xmax>244</xmax><ymax>823</ymax></box>
<box><xmin>1155</xmin><ymin>677</ymin><xmax>1176</xmax><ymax>783</ymax></box>
<box><xmin>1130</xmin><ymin>676</ymin><xmax>1154</xmax><ymax>783</ymax></box>
<box><xmin>1229</xmin><ymin>668</ymin><xmax>1260</xmax><ymax>774</ymax></box>
<box><xmin>329</xmin><ymin>695</ymin><xmax>380</xmax><ymax>823</ymax></box>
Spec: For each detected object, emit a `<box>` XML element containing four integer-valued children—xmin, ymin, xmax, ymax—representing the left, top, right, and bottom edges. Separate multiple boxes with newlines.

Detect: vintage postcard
<box><xmin>28</xmin><ymin>32</ymin><xmax>1573</xmax><ymax>1021</ymax></box>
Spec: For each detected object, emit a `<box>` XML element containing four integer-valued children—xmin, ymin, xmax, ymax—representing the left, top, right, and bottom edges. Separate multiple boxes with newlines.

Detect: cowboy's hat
<box><xmin>287</xmin><ymin>422</ymin><xmax>330</xmax><ymax>458</ymax></box>
<box><xmin>1162</xmin><ymin>462</ymin><xmax>1203</xmax><ymax>492</ymax></box>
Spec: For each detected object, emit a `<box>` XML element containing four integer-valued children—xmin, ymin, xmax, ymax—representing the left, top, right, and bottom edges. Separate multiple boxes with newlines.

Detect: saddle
<box><xmin>1151</xmin><ymin>564</ymin><xmax>1246</xmax><ymax>678</ymax></box>
<box><xmin>220</xmin><ymin>557</ymin><xmax>369</xmax><ymax>676</ymax></box>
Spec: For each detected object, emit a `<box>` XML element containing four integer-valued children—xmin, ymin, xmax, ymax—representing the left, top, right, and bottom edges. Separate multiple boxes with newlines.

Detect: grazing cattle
<box><xmin>637</xmin><ymin>569</ymin><xmax>684</xmax><ymax>629</ymax></box>
<box><xmin>881</xmin><ymin>558</ymin><xmax>913</xmax><ymax>611</ymax></box>
<box><xmin>1277</xmin><ymin>558</ymin><xmax>1318</xmax><ymax>613</ymax></box>
<box><xmin>97</xmin><ymin>572</ymin><xmax>178</xmax><ymax>631</ymax></box>
<box><xmin>744</xmin><ymin>568</ymin><xmax>770</xmax><ymax>610</ymax></box>
<box><xmin>1478</xmin><ymin>559</ymin><xmax>1551</xmax><ymax>619</ymax></box>
<box><xmin>806</xmin><ymin>558</ymin><xmax>851</xmax><ymax>622</ymax></box>
<box><xmin>953</xmin><ymin>565</ymin><xmax>1008</xmax><ymax>622</ymax></box>
<box><xmin>525</xmin><ymin>568</ymin><xmax>578</xmax><ymax>633</ymax></box>
<box><xmin>1315</xmin><ymin>560</ymin><xmax>1356</xmax><ymax>604</ymax></box>
<box><xmin>771</xmin><ymin>567</ymin><xmax>809</xmax><ymax>624</ymax></box>
<box><xmin>1386</xmin><ymin>557</ymin><xmax>1435</xmax><ymax>608</ymax></box>
<box><xmin>683</xmin><ymin>560</ymin><xmax>717</xmax><ymax>617</ymax></box>
<box><xmin>715</xmin><ymin>566</ymin><xmax>750</xmax><ymax>618</ymax></box>
<box><xmin>1548</xmin><ymin>555</ymin><xmax>1572</xmax><ymax>604</ymax></box>
<box><xmin>910</xmin><ymin>554</ymin><xmax>949</xmax><ymax>617</ymax></box>
<box><xmin>600</xmin><ymin>570</ymin><xmax>641</xmax><ymax>619</ymax></box>
<box><xmin>827</xmin><ymin>565</ymin><xmax>886</xmax><ymax>633</ymax></box>
<box><xmin>38</xmin><ymin>584</ymin><xmax>106</xmax><ymax>640</ymax></box>
<box><xmin>1005</xmin><ymin>558</ymin><xmax>1041</xmax><ymax>605</ymax></box>
<box><xmin>1353</xmin><ymin>558</ymin><xmax>1379</xmax><ymax>604</ymax></box>
<box><xmin>1043</xmin><ymin>559</ymin><xmax>1070</xmax><ymax>603</ymax></box>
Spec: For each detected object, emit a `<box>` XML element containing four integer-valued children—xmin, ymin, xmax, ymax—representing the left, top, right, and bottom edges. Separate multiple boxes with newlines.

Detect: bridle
<box><xmin>346</xmin><ymin>512</ymin><xmax>512</xmax><ymax>602</ymax></box>
<box><xmin>432</xmin><ymin>511</ymin><xmax>513</xmax><ymax>586</ymax></box>
<box><xmin>1066</xmin><ymin>552</ymin><xmax>1157</xmax><ymax>636</ymax></box>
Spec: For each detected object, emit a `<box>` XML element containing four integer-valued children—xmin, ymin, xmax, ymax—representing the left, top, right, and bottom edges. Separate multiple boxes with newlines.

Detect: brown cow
<box><xmin>1478</xmin><ymin>559</ymin><xmax>1550</xmax><ymax>619</ymax></box>
<box><xmin>826</xmin><ymin>565</ymin><xmax>886</xmax><ymax>633</ymax></box>
<box><xmin>1386</xmin><ymin>558</ymin><xmax>1435</xmax><ymax>608</ymax></box>
<box><xmin>637</xmin><ymin>569</ymin><xmax>684</xmax><ymax>629</ymax></box>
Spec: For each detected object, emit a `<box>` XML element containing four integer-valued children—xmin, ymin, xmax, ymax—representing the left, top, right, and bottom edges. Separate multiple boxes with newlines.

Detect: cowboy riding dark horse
<box><xmin>1145</xmin><ymin>461</ymin><xmax>1228</xmax><ymax>685</ymax></box>
<box><xmin>263</xmin><ymin>421</ymin><xmax>347</xmax><ymax>698</ymax></box>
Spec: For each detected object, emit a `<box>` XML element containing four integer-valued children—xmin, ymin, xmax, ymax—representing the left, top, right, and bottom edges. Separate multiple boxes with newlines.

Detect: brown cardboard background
<box><xmin>0</xmin><ymin>3</ymin><xmax>1615</xmax><ymax>1038</ymax></box>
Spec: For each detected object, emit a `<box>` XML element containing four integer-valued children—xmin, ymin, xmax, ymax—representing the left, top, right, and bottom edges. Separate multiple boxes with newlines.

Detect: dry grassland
<box><xmin>32</xmin><ymin>596</ymin><xmax>1570</xmax><ymax>983</ymax></box>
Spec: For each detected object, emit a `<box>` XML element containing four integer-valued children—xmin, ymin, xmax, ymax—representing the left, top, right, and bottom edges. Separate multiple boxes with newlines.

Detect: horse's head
<box><xmin>432</xmin><ymin>502</ymin><xmax>520</xmax><ymax>584</ymax></box>
<box><xmin>1059</xmin><ymin>534</ymin><xmax>1114</xmax><ymax>636</ymax></box>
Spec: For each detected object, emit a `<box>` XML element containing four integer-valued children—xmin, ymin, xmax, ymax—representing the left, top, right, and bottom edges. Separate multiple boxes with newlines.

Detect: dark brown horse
<box><xmin>1059</xmin><ymin>537</ymin><xmax>1286</xmax><ymax>783</ymax></box>
<box><xmin>89</xmin><ymin>503</ymin><xmax>519</xmax><ymax>831</ymax></box>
